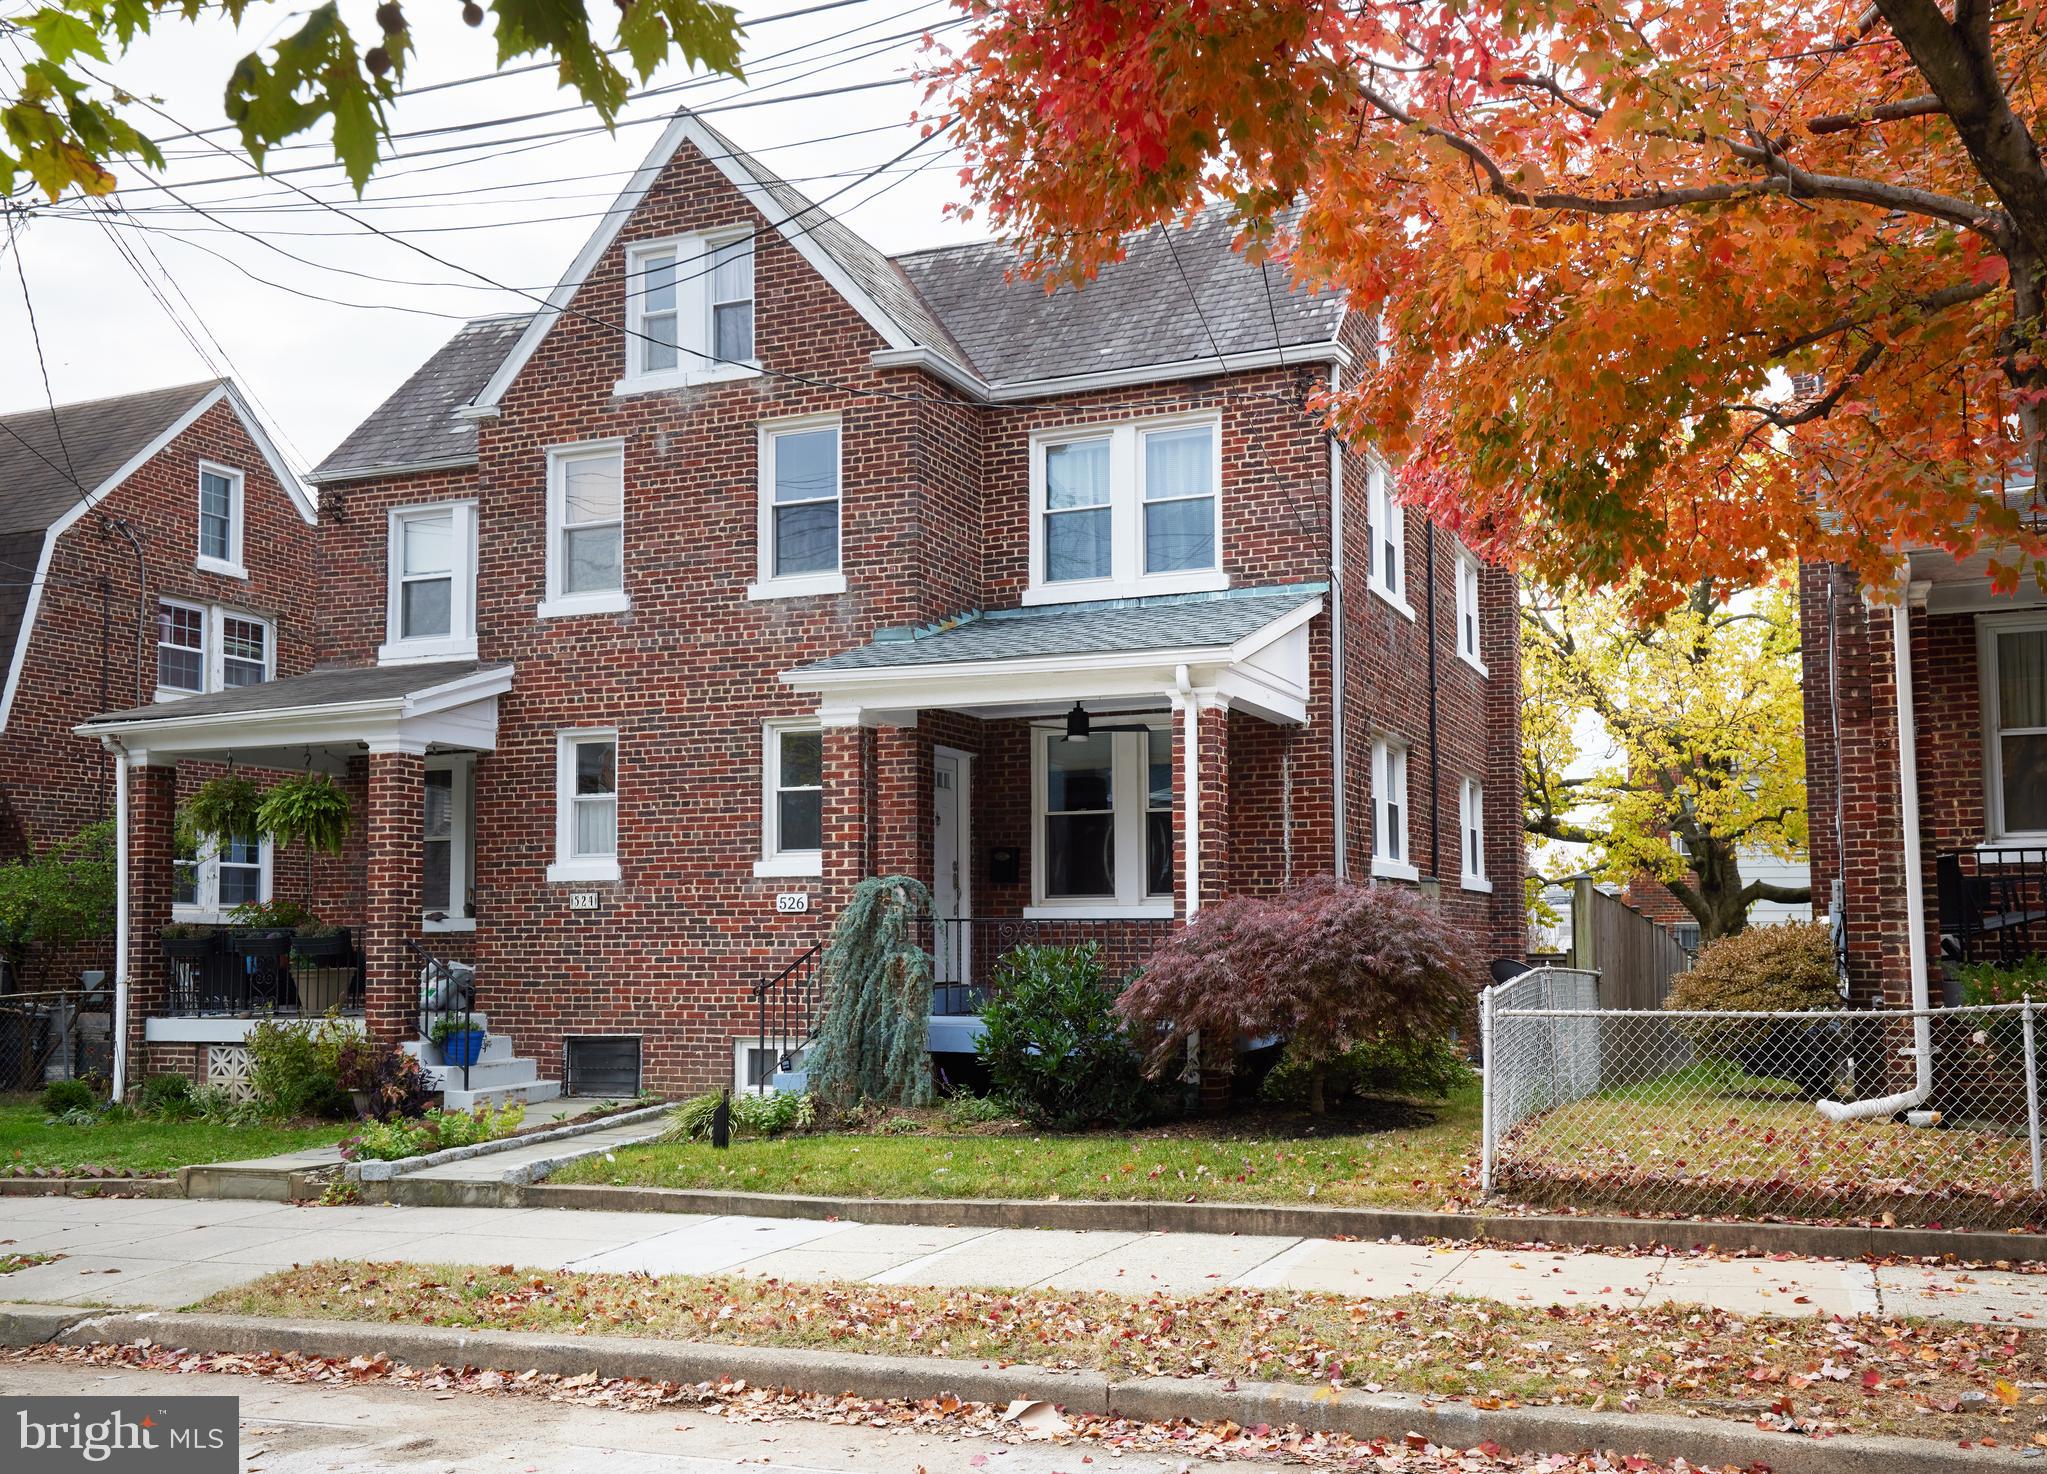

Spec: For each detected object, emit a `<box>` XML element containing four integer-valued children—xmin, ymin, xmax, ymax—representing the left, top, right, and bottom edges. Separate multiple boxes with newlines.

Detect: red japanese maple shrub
<box><xmin>1118</xmin><ymin>878</ymin><xmax>1481</xmax><ymax>1114</ymax></box>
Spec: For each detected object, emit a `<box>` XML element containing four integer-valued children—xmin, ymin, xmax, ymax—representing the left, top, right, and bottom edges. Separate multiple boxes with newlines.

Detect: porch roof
<box><xmin>74</xmin><ymin>660</ymin><xmax>512</xmax><ymax>767</ymax></box>
<box><xmin>783</xmin><ymin>583</ymin><xmax>1325</xmax><ymax>725</ymax></box>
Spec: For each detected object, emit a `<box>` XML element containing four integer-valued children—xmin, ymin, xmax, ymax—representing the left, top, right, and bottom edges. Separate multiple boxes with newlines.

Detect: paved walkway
<box><xmin>3</xmin><ymin>1195</ymin><xmax>2040</xmax><ymax>1323</ymax></box>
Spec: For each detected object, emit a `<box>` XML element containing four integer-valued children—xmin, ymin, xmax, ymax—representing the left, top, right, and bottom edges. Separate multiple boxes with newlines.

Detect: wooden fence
<box><xmin>1568</xmin><ymin>877</ymin><xmax>1692</xmax><ymax>1009</ymax></box>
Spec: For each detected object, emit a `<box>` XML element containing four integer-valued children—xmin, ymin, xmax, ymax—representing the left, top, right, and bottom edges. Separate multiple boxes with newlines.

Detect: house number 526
<box><xmin>775</xmin><ymin>892</ymin><xmax>810</xmax><ymax>914</ymax></box>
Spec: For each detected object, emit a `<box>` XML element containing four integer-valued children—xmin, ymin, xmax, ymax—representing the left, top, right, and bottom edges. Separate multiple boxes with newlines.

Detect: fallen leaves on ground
<box><xmin>1</xmin><ymin>1340</ymin><xmax>1771</xmax><ymax>1471</ymax></box>
<box><xmin>195</xmin><ymin>1259</ymin><xmax>2047</xmax><ymax>1443</ymax></box>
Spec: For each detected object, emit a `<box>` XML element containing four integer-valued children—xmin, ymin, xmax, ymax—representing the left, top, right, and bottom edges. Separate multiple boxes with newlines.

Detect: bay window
<box><xmin>1028</xmin><ymin>415</ymin><xmax>1223</xmax><ymax>603</ymax></box>
<box><xmin>1983</xmin><ymin>614</ymin><xmax>2047</xmax><ymax>838</ymax></box>
<box><xmin>1032</xmin><ymin>724</ymin><xmax>1173</xmax><ymax>914</ymax></box>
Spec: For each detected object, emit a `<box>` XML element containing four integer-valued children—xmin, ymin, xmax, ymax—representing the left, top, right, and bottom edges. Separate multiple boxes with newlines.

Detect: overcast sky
<box><xmin>0</xmin><ymin>0</ymin><xmax>981</xmax><ymax>471</ymax></box>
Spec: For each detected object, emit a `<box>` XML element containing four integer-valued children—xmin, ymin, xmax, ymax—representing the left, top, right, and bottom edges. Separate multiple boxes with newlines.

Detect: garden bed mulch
<box><xmin>200</xmin><ymin>1260</ymin><xmax>2047</xmax><ymax>1445</ymax></box>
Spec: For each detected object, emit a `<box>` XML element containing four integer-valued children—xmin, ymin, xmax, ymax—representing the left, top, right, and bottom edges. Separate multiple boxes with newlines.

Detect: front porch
<box><xmin>75</xmin><ymin>661</ymin><xmax>553</xmax><ymax>1108</ymax></box>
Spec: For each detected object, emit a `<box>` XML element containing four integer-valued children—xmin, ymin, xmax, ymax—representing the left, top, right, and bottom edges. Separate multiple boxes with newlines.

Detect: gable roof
<box><xmin>0</xmin><ymin>379</ymin><xmax>315</xmax><ymax>733</ymax></box>
<box><xmin>0</xmin><ymin>380</ymin><xmax>220</xmax><ymax>535</ymax></box>
<box><xmin>311</xmin><ymin>314</ymin><xmax>530</xmax><ymax>484</ymax></box>
<box><xmin>895</xmin><ymin>208</ymin><xmax>1344</xmax><ymax>392</ymax></box>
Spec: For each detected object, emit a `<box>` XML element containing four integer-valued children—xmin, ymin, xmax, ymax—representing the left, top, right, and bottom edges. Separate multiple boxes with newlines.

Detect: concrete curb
<box><xmin>347</xmin><ymin>1102</ymin><xmax>670</xmax><ymax>1184</ymax></box>
<box><xmin>0</xmin><ymin>1306</ymin><xmax>2027</xmax><ymax>1474</ymax></box>
<box><xmin>374</xmin><ymin>1177</ymin><xmax>2047</xmax><ymax>1262</ymax></box>
<box><xmin>0</xmin><ymin>1178</ymin><xmax>180</xmax><ymax>1199</ymax></box>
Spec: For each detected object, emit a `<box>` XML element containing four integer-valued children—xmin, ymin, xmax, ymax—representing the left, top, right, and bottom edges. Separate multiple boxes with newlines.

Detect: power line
<box><xmin>4</xmin><ymin>205</ymin><xmax>84</xmax><ymax>494</ymax></box>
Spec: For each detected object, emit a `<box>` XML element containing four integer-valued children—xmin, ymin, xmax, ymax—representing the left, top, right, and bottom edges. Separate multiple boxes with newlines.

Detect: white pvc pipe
<box><xmin>1818</xmin><ymin>588</ymin><xmax>1934</xmax><ymax>1122</ymax></box>
<box><xmin>1177</xmin><ymin>664</ymin><xmax>1199</xmax><ymax>918</ymax></box>
<box><xmin>110</xmin><ymin>741</ymin><xmax>129</xmax><ymax>1102</ymax></box>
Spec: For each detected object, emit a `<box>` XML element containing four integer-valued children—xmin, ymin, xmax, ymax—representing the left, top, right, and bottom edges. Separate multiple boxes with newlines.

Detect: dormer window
<box><xmin>621</xmin><ymin>230</ymin><xmax>758</xmax><ymax>394</ymax></box>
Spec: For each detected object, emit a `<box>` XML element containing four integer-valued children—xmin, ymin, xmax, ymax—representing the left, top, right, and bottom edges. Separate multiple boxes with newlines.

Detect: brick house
<box><xmin>1803</xmin><ymin>525</ymin><xmax>2047</xmax><ymax>1023</ymax></box>
<box><xmin>0</xmin><ymin>379</ymin><xmax>316</xmax><ymax>1004</ymax></box>
<box><xmin>81</xmin><ymin>112</ymin><xmax>1526</xmax><ymax>1102</ymax></box>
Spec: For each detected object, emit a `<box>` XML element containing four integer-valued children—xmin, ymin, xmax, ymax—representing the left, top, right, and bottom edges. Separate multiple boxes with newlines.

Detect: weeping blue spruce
<box><xmin>807</xmin><ymin>875</ymin><xmax>935</xmax><ymax>1108</ymax></box>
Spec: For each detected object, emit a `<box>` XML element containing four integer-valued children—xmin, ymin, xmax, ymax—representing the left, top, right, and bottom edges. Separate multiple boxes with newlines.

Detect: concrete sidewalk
<box><xmin>0</xmin><ymin>1193</ymin><xmax>2037</xmax><ymax>1322</ymax></box>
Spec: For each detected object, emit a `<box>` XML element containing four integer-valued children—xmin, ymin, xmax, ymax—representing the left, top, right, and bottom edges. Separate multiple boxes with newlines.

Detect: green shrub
<box><xmin>341</xmin><ymin>1102</ymin><xmax>523</xmax><ymax>1162</ymax></box>
<box><xmin>939</xmin><ymin>1092</ymin><xmax>1010</xmax><ymax>1129</ymax></box>
<box><xmin>662</xmin><ymin>1090</ymin><xmax>810</xmax><ymax>1142</ymax></box>
<box><xmin>244</xmin><ymin>1016</ymin><xmax>354</xmax><ymax>1119</ymax></box>
<box><xmin>39</xmin><ymin>1078</ymin><xmax>94</xmax><ymax>1115</ymax></box>
<box><xmin>54</xmin><ymin>1105</ymin><xmax>99</xmax><ymax>1127</ymax></box>
<box><xmin>0</xmin><ymin>822</ymin><xmax>114</xmax><ymax>974</ymax></box>
<box><xmin>975</xmin><ymin>944</ymin><xmax>1153</xmax><ymax>1129</ymax></box>
<box><xmin>1261</xmin><ymin>1034</ymin><xmax>1475</xmax><ymax>1108</ymax></box>
<box><xmin>137</xmin><ymin>1072</ymin><xmax>197</xmax><ymax>1119</ymax></box>
<box><xmin>1958</xmin><ymin>954</ymin><xmax>2047</xmax><ymax>1006</ymax></box>
<box><xmin>1665</xmin><ymin>921</ymin><xmax>1842</xmax><ymax>1095</ymax></box>
<box><xmin>189</xmin><ymin>1083</ymin><xmax>259</xmax><ymax>1125</ymax></box>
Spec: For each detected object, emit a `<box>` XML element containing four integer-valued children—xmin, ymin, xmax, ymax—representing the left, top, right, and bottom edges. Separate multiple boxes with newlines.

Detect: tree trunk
<box><xmin>1685</xmin><ymin>837</ymin><xmax>1752</xmax><ymax>944</ymax></box>
<box><xmin>1307</xmin><ymin>1062</ymin><xmax>1327</xmax><ymax>1116</ymax></box>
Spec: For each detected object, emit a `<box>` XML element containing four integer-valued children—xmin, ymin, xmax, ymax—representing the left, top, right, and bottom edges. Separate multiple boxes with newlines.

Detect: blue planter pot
<box><xmin>439</xmin><ymin>1030</ymin><xmax>485</xmax><ymax>1068</ymax></box>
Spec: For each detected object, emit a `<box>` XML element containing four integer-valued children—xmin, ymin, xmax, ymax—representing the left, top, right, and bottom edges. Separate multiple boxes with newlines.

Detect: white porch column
<box><xmin>110</xmin><ymin>742</ymin><xmax>129</xmax><ymax>1101</ymax></box>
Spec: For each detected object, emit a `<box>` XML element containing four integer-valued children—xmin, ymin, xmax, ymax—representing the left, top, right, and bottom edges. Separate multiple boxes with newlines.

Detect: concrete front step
<box><xmin>442</xmin><ymin>1077</ymin><xmax>562</xmax><ymax>1111</ymax></box>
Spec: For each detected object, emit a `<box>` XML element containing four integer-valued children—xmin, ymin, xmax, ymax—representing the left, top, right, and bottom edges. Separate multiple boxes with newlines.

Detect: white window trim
<box><xmin>540</xmin><ymin>440</ymin><xmax>632</xmax><ymax>619</ymax></box>
<box><xmin>615</xmin><ymin>230</ymin><xmax>763</xmax><ymax>397</ymax></box>
<box><xmin>155</xmin><ymin>597</ymin><xmax>208</xmax><ymax>700</ymax></box>
<box><xmin>155</xmin><ymin>600</ymin><xmax>274</xmax><ymax>702</ymax></box>
<box><xmin>1459</xmin><ymin>775</ymin><xmax>1492</xmax><ymax>892</ymax></box>
<box><xmin>734</xmin><ymin>1036</ymin><xmax>803</xmax><ymax>1093</ymax></box>
<box><xmin>755</xmin><ymin>718</ymin><xmax>824</xmax><ymax>878</ymax></box>
<box><xmin>381</xmin><ymin>500</ymin><xmax>479</xmax><ymax>664</ymax></box>
<box><xmin>548</xmin><ymin>727</ymin><xmax>621</xmax><ymax>883</ymax></box>
<box><xmin>1026</xmin><ymin>720</ymin><xmax>1176</xmax><ymax>917</ymax></box>
<box><xmin>423</xmin><ymin>754</ymin><xmax>476</xmax><ymax>932</ymax></box>
<box><xmin>1371</xmin><ymin>737</ymin><xmax>1417</xmax><ymax>881</ymax></box>
<box><xmin>1978</xmin><ymin>610</ymin><xmax>2047</xmax><ymax>844</ymax></box>
<box><xmin>1454</xmin><ymin>546</ymin><xmax>1489</xmax><ymax>677</ymax></box>
<box><xmin>748</xmin><ymin>414</ymin><xmax>847</xmax><ymax>601</ymax></box>
<box><xmin>1365</xmin><ymin>457</ymin><xmax>1412</xmax><ymax>619</ymax></box>
<box><xmin>172</xmin><ymin>833</ymin><xmax>274</xmax><ymax>922</ymax></box>
<box><xmin>195</xmin><ymin>460</ymin><xmax>247</xmax><ymax>579</ymax></box>
<box><xmin>1022</xmin><ymin>411</ymin><xmax>1229</xmax><ymax>606</ymax></box>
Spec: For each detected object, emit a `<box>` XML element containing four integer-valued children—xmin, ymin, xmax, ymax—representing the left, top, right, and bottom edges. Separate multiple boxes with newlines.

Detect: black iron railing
<box><xmin>1939</xmin><ymin>847</ymin><xmax>2047</xmax><ymax>968</ymax></box>
<box><xmin>919</xmin><ymin>914</ymin><xmax>1177</xmax><ymax>1015</ymax></box>
<box><xmin>752</xmin><ymin>941</ymin><xmax>824</xmax><ymax>1095</ymax></box>
<box><xmin>409</xmin><ymin>936</ymin><xmax>477</xmax><ymax>1094</ymax></box>
<box><xmin>161</xmin><ymin>929</ymin><xmax>364</xmax><ymax>1018</ymax></box>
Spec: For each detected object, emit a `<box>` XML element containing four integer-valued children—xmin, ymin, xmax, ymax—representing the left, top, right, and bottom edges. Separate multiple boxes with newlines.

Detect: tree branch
<box><xmin>1806</xmin><ymin>94</ymin><xmax>1946</xmax><ymax>134</ymax></box>
<box><xmin>1743</xmin><ymin>879</ymin><xmax>1815</xmax><ymax>905</ymax></box>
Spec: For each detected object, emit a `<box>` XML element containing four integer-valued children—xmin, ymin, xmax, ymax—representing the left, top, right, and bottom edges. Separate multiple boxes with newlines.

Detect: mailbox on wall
<box><xmin>987</xmin><ymin>846</ymin><xmax>1020</xmax><ymax>886</ymax></box>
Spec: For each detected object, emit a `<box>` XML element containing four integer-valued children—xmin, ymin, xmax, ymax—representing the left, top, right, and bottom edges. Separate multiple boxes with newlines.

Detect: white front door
<box><xmin>933</xmin><ymin>751</ymin><xmax>968</xmax><ymax>988</ymax></box>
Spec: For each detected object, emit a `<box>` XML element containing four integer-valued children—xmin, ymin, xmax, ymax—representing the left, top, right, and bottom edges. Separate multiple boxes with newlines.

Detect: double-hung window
<box><xmin>156</xmin><ymin>599</ymin><xmax>271</xmax><ymax>699</ymax></box>
<box><xmin>542</xmin><ymin>443</ymin><xmax>627</xmax><ymax>617</ymax></box>
<box><xmin>1455</xmin><ymin>548</ymin><xmax>1487</xmax><ymax>674</ymax></box>
<box><xmin>383</xmin><ymin>501</ymin><xmax>478</xmax><ymax>661</ymax></box>
<box><xmin>196</xmin><ymin>462</ymin><xmax>245</xmax><ymax>577</ymax></box>
<box><xmin>621</xmin><ymin>230</ymin><xmax>758</xmax><ymax>392</ymax></box>
<box><xmin>1028</xmin><ymin>415</ymin><xmax>1224</xmax><ymax>604</ymax></box>
<box><xmin>550</xmin><ymin>729</ymin><xmax>619</xmax><ymax>882</ymax></box>
<box><xmin>173</xmin><ymin>831</ymin><xmax>271</xmax><ymax>919</ymax></box>
<box><xmin>751</xmin><ymin>418</ymin><xmax>844</xmax><ymax>599</ymax></box>
<box><xmin>1982</xmin><ymin>614</ymin><xmax>2047</xmax><ymax>839</ymax></box>
<box><xmin>1032</xmin><ymin>725</ymin><xmax>1173</xmax><ymax>914</ymax></box>
<box><xmin>423</xmin><ymin>756</ymin><xmax>476</xmax><ymax>928</ymax></box>
<box><xmin>1372</xmin><ymin>737</ymin><xmax>1415</xmax><ymax>880</ymax></box>
<box><xmin>1460</xmin><ymin>776</ymin><xmax>1490</xmax><ymax>891</ymax></box>
<box><xmin>757</xmin><ymin>722</ymin><xmax>823</xmax><ymax>876</ymax></box>
<box><xmin>1366</xmin><ymin>458</ymin><xmax>1408</xmax><ymax>613</ymax></box>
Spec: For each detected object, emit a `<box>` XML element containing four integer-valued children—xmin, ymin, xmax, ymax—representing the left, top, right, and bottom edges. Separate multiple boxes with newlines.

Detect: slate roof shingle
<box><xmin>0</xmin><ymin>379</ymin><xmax>221</xmax><ymax>536</ymax></box>
<box><xmin>82</xmin><ymin>660</ymin><xmax>501</xmax><ymax>727</ymax></box>
<box><xmin>310</xmin><ymin>315</ymin><xmax>530</xmax><ymax>483</ymax></box>
<box><xmin>791</xmin><ymin>584</ymin><xmax>1325</xmax><ymax>675</ymax></box>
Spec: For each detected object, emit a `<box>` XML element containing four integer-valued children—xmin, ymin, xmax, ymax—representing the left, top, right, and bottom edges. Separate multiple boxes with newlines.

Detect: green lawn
<box><xmin>550</xmin><ymin>1088</ymin><xmax>1482</xmax><ymax>1207</ymax></box>
<box><xmin>0</xmin><ymin>1099</ymin><xmax>350</xmax><ymax>1176</ymax></box>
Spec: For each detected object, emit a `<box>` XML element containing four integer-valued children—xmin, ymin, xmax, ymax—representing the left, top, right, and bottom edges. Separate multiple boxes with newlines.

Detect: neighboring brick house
<box><xmin>1803</xmin><ymin>522</ymin><xmax>2047</xmax><ymax>1016</ymax></box>
<box><xmin>83</xmin><ymin>111</ymin><xmax>1525</xmax><ymax>1100</ymax></box>
<box><xmin>0</xmin><ymin>380</ymin><xmax>316</xmax><ymax>992</ymax></box>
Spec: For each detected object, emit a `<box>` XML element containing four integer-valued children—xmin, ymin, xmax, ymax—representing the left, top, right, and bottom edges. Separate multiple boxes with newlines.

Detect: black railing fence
<box><xmin>752</xmin><ymin>941</ymin><xmax>824</xmax><ymax>1091</ymax></box>
<box><xmin>162</xmin><ymin>929</ymin><xmax>364</xmax><ymax>1018</ymax></box>
<box><xmin>1939</xmin><ymin>848</ymin><xmax>2047</xmax><ymax>969</ymax></box>
<box><xmin>0</xmin><ymin>985</ymin><xmax>113</xmax><ymax>1091</ymax></box>
<box><xmin>409</xmin><ymin>937</ymin><xmax>477</xmax><ymax>1094</ymax></box>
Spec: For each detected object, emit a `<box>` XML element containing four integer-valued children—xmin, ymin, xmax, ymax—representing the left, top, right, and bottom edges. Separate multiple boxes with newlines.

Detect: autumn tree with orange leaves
<box><xmin>931</xmin><ymin>0</ymin><xmax>2047</xmax><ymax>605</ymax></box>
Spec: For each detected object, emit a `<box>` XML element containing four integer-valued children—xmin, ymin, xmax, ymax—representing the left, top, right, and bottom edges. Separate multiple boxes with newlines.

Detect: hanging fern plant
<box><xmin>256</xmin><ymin>773</ymin><xmax>352</xmax><ymax>857</ymax></box>
<box><xmin>181</xmin><ymin>773</ymin><xmax>262</xmax><ymax>843</ymax></box>
<box><xmin>808</xmin><ymin>875</ymin><xmax>935</xmax><ymax>1108</ymax></box>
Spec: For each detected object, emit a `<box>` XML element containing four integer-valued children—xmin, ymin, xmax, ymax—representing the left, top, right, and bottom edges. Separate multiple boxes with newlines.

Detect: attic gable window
<box><xmin>196</xmin><ymin>462</ymin><xmax>245</xmax><ymax>577</ymax></box>
<box><xmin>620</xmin><ymin>230</ymin><xmax>759</xmax><ymax>394</ymax></box>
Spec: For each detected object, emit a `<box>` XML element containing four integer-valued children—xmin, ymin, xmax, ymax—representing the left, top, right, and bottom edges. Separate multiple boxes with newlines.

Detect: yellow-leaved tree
<box><xmin>1523</xmin><ymin>578</ymin><xmax>1809</xmax><ymax>944</ymax></box>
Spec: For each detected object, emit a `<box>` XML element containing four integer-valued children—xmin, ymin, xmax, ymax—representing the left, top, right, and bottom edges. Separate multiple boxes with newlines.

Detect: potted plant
<box><xmin>258</xmin><ymin>773</ymin><xmax>352</xmax><ymax>908</ymax></box>
<box><xmin>160</xmin><ymin>922</ymin><xmax>215</xmax><ymax>961</ymax></box>
<box><xmin>291</xmin><ymin>921</ymin><xmax>352</xmax><ymax>1015</ymax></box>
<box><xmin>224</xmin><ymin>899</ymin><xmax>307</xmax><ymax>961</ymax></box>
<box><xmin>429</xmin><ymin>1013</ymin><xmax>486</xmax><ymax>1068</ymax></box>
<box><xmin>181</xmin><ymin>774</ymin><xmax>262</xmax><ymax>847</ymax></box>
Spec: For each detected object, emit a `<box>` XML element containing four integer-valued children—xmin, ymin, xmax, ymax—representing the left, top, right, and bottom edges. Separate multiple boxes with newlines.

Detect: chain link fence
<box><xmin>1481</xmin><ymin>967</ymin><xmax>2047</xmax><ymax>1229</ymax></box>
<box><xmin>0</xmin><ymin>987</ymin><xmax>114</xmax><ymax>1094</ymax></box>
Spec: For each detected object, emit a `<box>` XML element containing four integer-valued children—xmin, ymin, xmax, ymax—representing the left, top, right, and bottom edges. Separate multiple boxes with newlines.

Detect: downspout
<box><xmin>107</xmin><ymin>736</ymin><xmax>129</xmax><ymax>1102</ymax></box>
<box><xmin>1177</xmin><ymin>664</ymin><xmax>1199</xmax><ymax>917</ymax></box>
<box><xmin>1818</xmin><ymin>579</ymin><xmax>1933</xmax><ymax>1122</ymax></box>
<box><xmin>1425</xmin><ymin>519</ymin><xmax>1441</xmax><ymax>881</ymax></box>
<box><xmin>1327</xmin><ymin>366</ymin><xmax>1348</xmax><ymax>879</ymax></box>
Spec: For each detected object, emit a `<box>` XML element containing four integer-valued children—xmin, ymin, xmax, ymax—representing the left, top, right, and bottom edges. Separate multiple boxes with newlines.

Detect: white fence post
<box><xmin>2026</xmin><ymin>997</ymin><xmax>2042</xmax><ymax>1193</ymax></box>
<box><xmin>1479</xmin><ymin>982</ymin><xmax>1496</xmax><ymax>1196</ymax></box>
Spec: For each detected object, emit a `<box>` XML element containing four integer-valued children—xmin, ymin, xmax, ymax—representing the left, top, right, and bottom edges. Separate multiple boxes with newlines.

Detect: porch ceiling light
<box><xmin>1064</xmin><ymin>702</ymin><xmax>1091</xmax><ymax>742</ymax></box>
